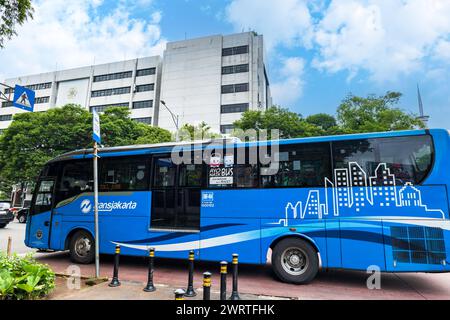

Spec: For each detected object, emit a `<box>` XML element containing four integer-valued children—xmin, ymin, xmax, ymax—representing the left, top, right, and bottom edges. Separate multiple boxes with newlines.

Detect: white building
<box><xmin>0</xmin><ymin>32</ymin><xmax>271</xmax><ymax>135</ymax></box>
<box><xmin>0</xmin><ymin>56</ymin><xmax>161</xmax><ymax>132</ymax></box>
<box><xmin>159</xmin><ymin>31</ymin><xmax>271</xmax><ymax>134</ymax></box>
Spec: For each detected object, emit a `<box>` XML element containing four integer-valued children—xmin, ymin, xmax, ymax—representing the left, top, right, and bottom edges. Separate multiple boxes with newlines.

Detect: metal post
<box><xmin>185</xmin><ymin>250</ymin><xmax>196</xmax><ymax>297</ymax></box>
<box><xmin>108</xmin><ymin>245</ymin><xmax>121</xmax><ymax>287</ymax></box>
<box><xmin>143</xmin><ymin>248</ymin><xmax>156</xmax><ymax>292</ymax></box>
<box><xmin>7</xmin><ymin>236</ymin><xmax>12</xmax><ymax>257</ymax></box>
<box><xmin>93</xmin><ymin>141</ymin><xmax>100</xmax><ymax>278</ymax></box>
<box><xmin>220</xmin><ymin>261</ymin><xmax>227</xmax><ymax>301</ymax></box>
<box><xmin>175</xmin><ymin>115</ymin><xmax>180</xmax><ymax>142</ymax></box>
<box><xmin>229</xmin><ymin>253</ymin><xmax>241</xmax><ymax>300</ymax></box>
<box><xmin>174</xmin><ymin>288</ymin><xmax>185</xmax><ymax>300</ymax></box>
<box><xmin>203</xmin><ymin>272</ymin><xmax>211</xmax><ymax>300</ymax></box>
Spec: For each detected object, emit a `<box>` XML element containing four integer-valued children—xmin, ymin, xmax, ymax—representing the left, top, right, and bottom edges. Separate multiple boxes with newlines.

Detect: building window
<box><xmin>0</xmin><ymin>114</ymin><xmax>13</xmax><ymax>121</ymax></box>
<box><xmin>1</xmin><ymin>101</ymin><xmax>13</xmax><ymax>108</ymax></box>
<box><xmin>220</xmin><ymin>124</ymin><xmax>234</xmax><ymax>134</ymax></box>
<box><xmin>136</xmin><ymin>68</ymin><xmax>156</xmax><ymax>77</ymax></box>
<box><xmin>90</xmin><ymin>102</ymin><xmax>129</xmax><ymax>113</ymax></box>
<box><xmin>35</xmin><ymin>96</ymin><xmax>50</xmax><ymax>104</ymax></box>
<box><xmin>135</xmin><ymin>84</ymin><xmax>154</xmax><ymax>92</ymax></box>
<box><xmin>132</xmin><ymin>100</ymin><xmax>153</xmax><ymax>109</ymax></box>
<box><xmin>134</xmin><ymin>117</ymin><xmax>152</xmax><ymax>124</ymax></box>
<box><xmin>93</xmin><ymin>71</ymin><xmax>132</xmax><ymax>82</ymax></box>
<box><xmin>27</xmin><ymin>82</ymin><xmax>52</xmax><ymax>91</ymax></box>
<box><xmin>221</xmin><ymin>103</ymin><xmax>249</xmax><ymax>114</ymax></box>
<box><xmin>222</xmin><ymin>64</ymin><xmax>249</xmax><ymax>75</ymax></box>
<box><xmin>4</xmin><ymin>82</ymin><xmax>51</xmax><ymax>94</ymax></box>
<box><xmin>91</xmin><ymin>87</ymin><xmax>131</xmax><ymax>98</ymax></box>
<box><xmin>221</xmin><ymin>83</ymin><xmax>249</xmax><ymax>94</ymax></box>
<box><xmin>222</xmin><ymin>45</ymin><xmax>249</xmax><ymax>56</ymax></box>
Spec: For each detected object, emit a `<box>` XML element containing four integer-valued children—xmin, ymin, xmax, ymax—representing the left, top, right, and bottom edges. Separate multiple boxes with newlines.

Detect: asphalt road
<box><xmin>0</xmin><ymin>220</ymin><xmax>35</xmax><ymax>255</ymax></box>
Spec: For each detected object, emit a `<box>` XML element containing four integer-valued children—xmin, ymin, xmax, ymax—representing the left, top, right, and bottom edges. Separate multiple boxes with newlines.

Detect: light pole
<box><xmin>160</xmin><ymin>100</ymin><xmax>180</xmax><ymax>142</ymax></box>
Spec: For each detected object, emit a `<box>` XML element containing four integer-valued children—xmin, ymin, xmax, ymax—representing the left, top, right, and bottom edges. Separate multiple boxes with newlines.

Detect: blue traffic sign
<box><xmin>93</xmin><ymin>109</ymin><xmax>101</xmax><ymax>144</ymax></box>
<box><xmin>13</xmin><ymin>85</ymin><xmax>35</xmax><ymax>112</ymax></box>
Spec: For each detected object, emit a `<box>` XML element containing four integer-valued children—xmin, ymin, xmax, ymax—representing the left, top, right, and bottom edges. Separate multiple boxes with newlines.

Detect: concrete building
<box><xmin>159</xmin><ymin>32</ymin><xmax>271</xmax><ymax>134</ymax></box>
<box><xmin>0</xmin><ymin>32</ymin><xmax>271</xmax><ymax>135</ymax></box>
<box><xmin>0</xmin><ymin>56</ymin><xmax>161</xmax><ymax>133</ymax></box>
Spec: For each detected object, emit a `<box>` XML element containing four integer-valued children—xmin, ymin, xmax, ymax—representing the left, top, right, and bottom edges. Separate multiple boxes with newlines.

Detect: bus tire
<box><xmin>271</xmin><ymin>238</ymin><xmax>319</xmax><ymax>284</ymax></box>
<box><xmin>69</xmin><ymin>230</ymin><xmax>95</xmax><ymax>264</ymax></box>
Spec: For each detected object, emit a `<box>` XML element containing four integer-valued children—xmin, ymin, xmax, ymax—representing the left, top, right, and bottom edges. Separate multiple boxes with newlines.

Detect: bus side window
<box><xmin>33</xmin><ymin>180</ymin><xmax>55</xmax><ymax>214</ymax></box>
<box><xmin>55</xmin><ymin>161</ymin><xmax>93</xmax><ymax>205</ymax></box>
<box><xmin>261</xmin><ymin>143</ymin><xmax>331</xmax><ymax>188</ymax></box>
<box><xmin>99</xmin><ymin>156</ymin><xmax>149</xmax><ymax>191</ymax></box>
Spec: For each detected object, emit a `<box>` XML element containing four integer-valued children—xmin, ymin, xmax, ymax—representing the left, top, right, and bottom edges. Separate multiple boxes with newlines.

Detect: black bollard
<box><xmin>108</xmin><ymin>245</ymin><xmax>121</xmax><ymax>287</ymax></box>
<box><xmin>229</xmin><ymin>253</ymin><xmax>240</xmax><ymax>300</ymax></box>
<box><xmin>174</xmin><ymin>288</ymin><xmax>186</xmax><ymax>300</ymax></box>
<box><xmin>203</xmin><ymin>272</ymin><xmax>212</xmax><ymax>300</ymax></box>
<box><xmin>143</xmin><ymin>247</ymin><xmax>156</xmax><ymax>292</ymax></box>
<box><xmin>184</xmin><ymin>250</ymin><xmax>197</xmax><ymax>297</ymax></box>
<box><xmin>220</xmin><ymin>261</ymin><xmax>227</xmax><ymax>300</ymax></box>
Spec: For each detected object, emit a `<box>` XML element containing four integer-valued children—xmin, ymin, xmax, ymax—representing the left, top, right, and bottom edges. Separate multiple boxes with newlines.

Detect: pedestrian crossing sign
<box><xmin>13</xmin><ymin>85</ymin><xmax>35</xmax><ymax>112</ymax></box>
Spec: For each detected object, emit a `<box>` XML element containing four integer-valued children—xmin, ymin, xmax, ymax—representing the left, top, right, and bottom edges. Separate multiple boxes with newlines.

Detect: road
<box><xmin>0</xmin><ymin>220</ymin><xmax>34</xmax><ymax>255</ymax></box>
<box><xmin>3</xmin><ymin>221</ymin><xmax>450</xmax><ymax>299</ymax></box>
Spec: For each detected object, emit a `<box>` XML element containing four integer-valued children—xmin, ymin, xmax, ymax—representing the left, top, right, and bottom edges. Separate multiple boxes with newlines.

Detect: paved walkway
<box><xmin>36</xmin><ymin>251</ymin><xmax>450</xmax><ymax>300</ymax></box>
<box><xmin>53</xmin><ymin>280</ymin><xmax>287</xmax><ymax>300</ymax></box>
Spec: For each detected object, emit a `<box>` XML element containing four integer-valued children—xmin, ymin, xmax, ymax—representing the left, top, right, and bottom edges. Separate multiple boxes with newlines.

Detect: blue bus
<box><xmin>25</xmin><ymin>129</ymin><xmax>450</xmax><ymax>284</ymax></box>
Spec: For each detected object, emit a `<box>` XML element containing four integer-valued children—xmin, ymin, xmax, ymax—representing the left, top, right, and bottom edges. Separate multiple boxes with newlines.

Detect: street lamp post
<box><xmin>160</xmin><ymin>100</ymin><xmax>180</xmax><ymax>142</ymax></box>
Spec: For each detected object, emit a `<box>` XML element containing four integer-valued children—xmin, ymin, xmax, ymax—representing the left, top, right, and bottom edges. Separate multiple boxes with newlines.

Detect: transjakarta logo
<box><xmin>80</xmin><ymin>199</ymin><xmax>92</xmax><ymax>214</ymax></box>
<box><xmin>79</xmin><ymin>199</ymin><xmax>137</xmax><ymax>213</ymax></box>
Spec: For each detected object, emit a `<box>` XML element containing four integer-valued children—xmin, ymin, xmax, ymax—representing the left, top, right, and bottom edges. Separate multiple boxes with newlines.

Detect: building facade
<box><xmin>0</xmin><ymin>32</ymin><xmax>271</xmax><ymax>135</ymax></box>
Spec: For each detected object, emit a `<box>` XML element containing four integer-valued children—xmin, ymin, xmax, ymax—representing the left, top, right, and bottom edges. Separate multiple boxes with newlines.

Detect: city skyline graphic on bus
<box><xmin>272</xmin><ymin>162</ymin><xmax>445</xmax><ymax>226</ymax></box>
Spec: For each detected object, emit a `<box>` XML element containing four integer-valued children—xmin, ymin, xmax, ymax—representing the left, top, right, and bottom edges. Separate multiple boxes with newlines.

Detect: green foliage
<box><xmin>0</xmin><ymin>0</ymin><xmax>34</xmax><ymax>48</ymax></box>
<box><xmin>233</xmin><ymin>106</ymin><xmax>323</xmax><ymax>139</ymax></box>
<box><xmin>337</xmin><ymin>92</ymin><xmax>424</xmax><ymax>133</ymax></box>
<box><xmin>135</xmin><ymin>124</ymin><xmax>173</xmax><ymax>144</ymax></box>
<box><xmin>0</xmin><ymin>252</ymin><xmax>55</xmax><ymax>300</ymax></box>
<box><xmin>178</xmin><ymin>121</ymin><xmax>220</xmax><ymax>141</ymax></box>
<box><xmin>234</xmin><ymin>92</ymin><xmax>423</xmax><ymax>139</ymax></box>
<box><xmin>0</xmin><ymin>105</ymin><xmax>172</xmax><ymax>186</ymax></box>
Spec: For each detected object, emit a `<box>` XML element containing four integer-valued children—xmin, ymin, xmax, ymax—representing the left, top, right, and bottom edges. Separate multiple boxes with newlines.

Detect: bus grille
<box><xmin>390</xmin><ymin>226</ymin><xmax>446</xmax><ymax>265</ymax></box>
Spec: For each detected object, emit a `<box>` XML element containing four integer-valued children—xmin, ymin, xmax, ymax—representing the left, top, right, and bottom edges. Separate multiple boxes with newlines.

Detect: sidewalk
<box><xmin>51</xmin><ymin>279</ymin><xmax>291</xmax><ymax>300</ymax></box>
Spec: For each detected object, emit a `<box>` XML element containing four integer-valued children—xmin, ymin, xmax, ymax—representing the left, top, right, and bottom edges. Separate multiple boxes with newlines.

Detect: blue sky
<box><xmin>1</xmin><ymin>0</ymin><xmax>449</xmax><ymax>128</ymax></box>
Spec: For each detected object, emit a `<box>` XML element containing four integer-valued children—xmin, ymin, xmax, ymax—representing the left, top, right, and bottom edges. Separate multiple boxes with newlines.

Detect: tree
<box><xmin>178</xmin><ymin>121</ymin><xmax>220</xmax><ymax>141</ymax></box>
<box><xmin>0</xmin><ymin>0</ymin><xmax>34</xmax><ymax>48</ymax></box>
<box><xmin>305</xmin><ymin>113</ymin><xmax>336</xmax><ymax>131</ymax></box>
<box><xmin>337</xmin><ymin>92</ymin><xmax>424</xmax><ymax>133</ymax></box>
<box><xmin>233</xmin><ymin>106</ymin><xmax>323</xmax><ymax>139</ymax></box>
<box><xmin>0</xmin><ymin>104</ymin><xmax>172</xmax><ymax>185</ymax></box>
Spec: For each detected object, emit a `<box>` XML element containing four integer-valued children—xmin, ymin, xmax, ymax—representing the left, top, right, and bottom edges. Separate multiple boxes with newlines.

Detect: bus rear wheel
<box><xmin>69</xmin><ymin>230</ymin><xmax>95</xmax><ymax>264</ymax></box>
<box><xmin>271</xmin><ymin>238</ymin><xmax>319</xmax><ymax>284</ymax></box>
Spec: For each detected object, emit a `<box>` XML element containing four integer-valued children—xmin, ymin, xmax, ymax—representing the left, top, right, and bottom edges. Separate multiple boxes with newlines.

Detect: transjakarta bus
<box><xmin>25</xmin><ymin>129</ymin><xmax>450</xmax><ymax>284</ymax></box>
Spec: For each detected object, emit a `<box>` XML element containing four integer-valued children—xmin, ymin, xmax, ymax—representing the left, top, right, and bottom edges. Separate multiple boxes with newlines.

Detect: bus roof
<box><xmin>47</xmin><ymin>128</ymin><xmax>443</xmax><ymax>164</ymax></box>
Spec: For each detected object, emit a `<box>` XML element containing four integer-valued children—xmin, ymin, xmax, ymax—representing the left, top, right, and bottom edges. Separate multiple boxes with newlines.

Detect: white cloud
<box><xmin>271</xmin><ymin>57</ymin><xmax>306</xmax><ymax>106</ymax></box>
<box><xmin>313</xmin><ymin>0</ymin><xmax>450</xmax><ymax>82</ymax></box>
<box><xmin>226</xmin><ymin>0</ymin><xmax>450</xmax><ymax>87</ymax></box>
<box><xmin>0</xmin><ymin>0</ymin><xmax>166</xmax><ymax>80</ymax></box>
<box><xmin>225</xmin><ymin>0</ymin><xmax>313</xmax><ymax>52</ymax></box>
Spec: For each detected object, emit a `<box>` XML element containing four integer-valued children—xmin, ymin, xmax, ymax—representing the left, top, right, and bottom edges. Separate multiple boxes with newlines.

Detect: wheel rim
<box><xmin>281</xmin><ymin>247</ymin><xmax>309</xmax><ymax>276</ymax></box>
<box><xmin>74</xmin><ymin>236</ymin><xmax>92</xmax><ymax>258</ymax></box>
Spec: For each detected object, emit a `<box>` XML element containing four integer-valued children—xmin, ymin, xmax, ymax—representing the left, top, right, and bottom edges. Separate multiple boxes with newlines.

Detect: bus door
<box><xmin>27</xmin><ymin>178</ymin><xmax>56</xmax><ymax>249</ymax></box>
<box><xmin>150</xmin><ymin>155</ymin><xmax>201</xmax><ymax>258</ymax></box>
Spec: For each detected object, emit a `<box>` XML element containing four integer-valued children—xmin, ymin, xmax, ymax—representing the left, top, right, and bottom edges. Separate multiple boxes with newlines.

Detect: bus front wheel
<box><xmin>271</xmin><ymin>238</ymin><xmax>319</xmax><ymax>284</ymax></box>
<box><xmin>69</xmin><ymin>230</ymin><xmax>95</xmax><ymax>264</ymax></box>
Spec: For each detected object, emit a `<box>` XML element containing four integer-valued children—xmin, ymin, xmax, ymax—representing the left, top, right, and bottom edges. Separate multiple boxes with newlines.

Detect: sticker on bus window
<box><xmin>210</xmin><ymin>154</ymin><xmax>221</xmax><ymax>167</ymax></box>
<box><xmin>293</xmin><ymin>160</ymin><xmax>301</xmax><ymax>171</ymax></box>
